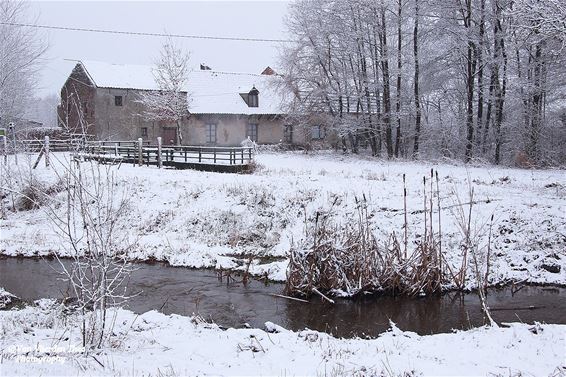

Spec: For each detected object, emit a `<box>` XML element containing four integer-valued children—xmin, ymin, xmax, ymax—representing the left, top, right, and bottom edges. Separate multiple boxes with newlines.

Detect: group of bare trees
<box><xmin>281</xmin><ymin>0</ymin><xmax>566</xmax><ymax>165</ymax></box>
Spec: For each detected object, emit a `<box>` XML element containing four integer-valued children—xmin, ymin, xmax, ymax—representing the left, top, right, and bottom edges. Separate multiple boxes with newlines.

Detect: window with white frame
<box><xmin>311</xmin><ymin>125</ymin><xmax>325</xmax><ymax>140</ymax></box>
<box><xmin>284</xmin><ymin>125</ymin><xmax>293</xmax><ymax>143</ymax></box>
<box><xmin>206</xmin><ymin>124</ymin><xmax>217</xmax><ymax>144</ymax></box>
<box><xmin>246</xmin><ymin>123</ymin><xmax>258</xmax><ymax>142</ymax></box>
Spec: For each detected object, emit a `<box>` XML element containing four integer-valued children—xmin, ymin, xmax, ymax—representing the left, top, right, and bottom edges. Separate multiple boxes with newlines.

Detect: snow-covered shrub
<box><xmin>0</xmin><ymin>288</ymin><xmax>18</xmax><ymax>309</ymax></box>
<box><xmin>239</xmin><ymin>160</ymin><xmax>264</xmax><ymax>174</ymax></box>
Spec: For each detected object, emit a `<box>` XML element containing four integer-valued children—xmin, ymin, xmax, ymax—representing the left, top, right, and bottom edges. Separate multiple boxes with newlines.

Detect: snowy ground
<box><xmin>1</xmin><ymin>151</ymin><xmax>565</xmax><ymax>288</ymax></box>
<box><xmin>0</xmin><ymin>297</ymin><xmax>564</xmax><ymax>376</ymax></box>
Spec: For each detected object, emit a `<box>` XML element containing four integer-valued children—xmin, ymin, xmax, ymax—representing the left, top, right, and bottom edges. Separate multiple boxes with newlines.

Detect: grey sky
<box><xmin>30</xmin><ymin>1</ymin><xmax>290</xmax><ymax>97</ymax></box>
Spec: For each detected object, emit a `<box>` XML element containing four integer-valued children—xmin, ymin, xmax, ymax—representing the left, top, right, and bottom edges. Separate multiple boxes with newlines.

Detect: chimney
<box><xmin>261</xmin><ymin>66</ymin><xmax>275</xmax><ymax>75</ymax></box>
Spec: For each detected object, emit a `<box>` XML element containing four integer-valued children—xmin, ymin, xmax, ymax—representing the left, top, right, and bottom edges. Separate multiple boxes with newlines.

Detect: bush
<box><xmin>16</xmin><ymin>179</ymin><xmax>46</xmax><ymax>210</ymax></box>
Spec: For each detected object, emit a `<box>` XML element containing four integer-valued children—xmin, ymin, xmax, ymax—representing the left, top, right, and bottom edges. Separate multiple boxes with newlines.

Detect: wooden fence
<box><xmin>81</xmin><ymin>138</ymin><xmax>255</xmax><ymax>172</ymax></box>
<box><xmin>2</xmin><ymin>137</ymin><xmax>255</xmax><ymax>172</ymax></box>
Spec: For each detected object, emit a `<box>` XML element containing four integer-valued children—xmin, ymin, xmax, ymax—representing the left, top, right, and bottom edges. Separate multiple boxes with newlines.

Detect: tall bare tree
<box><xmin>0</xmin><ymin>0</ymin><xmax>47</xmax><ymax>124</ymax></box>
<box><xmin>137</xmin><ymin>36</ymin><xmax>191</xmax><ymax>145</ymax></box>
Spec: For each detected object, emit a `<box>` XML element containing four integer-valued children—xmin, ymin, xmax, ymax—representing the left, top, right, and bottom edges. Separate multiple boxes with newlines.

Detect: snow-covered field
<box><xmin>0</xmin><ymin>296</ymin><xmax>564</xmax><ymax>376</ymax></box>
<box><xmin>1</xmin><ymin>151</ymin><xmax>565</xmax><ymax>287</ymax></box>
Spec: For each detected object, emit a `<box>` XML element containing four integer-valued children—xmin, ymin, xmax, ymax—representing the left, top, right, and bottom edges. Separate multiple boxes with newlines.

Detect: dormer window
<box><xmin>248</xmin><ymin>86</ymin><xmax>259</xmax><ymax>107</ymax></box>
<box><xmin>239</xmin><ymin>86</ymin><xmax>260</xmax><ymax>107</ymax></box>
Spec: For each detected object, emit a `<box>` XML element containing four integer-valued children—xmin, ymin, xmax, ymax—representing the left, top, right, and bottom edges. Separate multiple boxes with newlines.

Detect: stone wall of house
<box><xmin>134</xmin><ymin>112</ymin><xmax>333</xmax><ymax>147</ymax></box>
<box><xmin>57</xmin><ymin>64</ymin><xmax>96</xmax><ymax>135</ymax></box>
<box><xmin>185</xmin><ymin>114</ymin><xmax>300</xmax><ymax>146</ymax></box>
<box><xmin>92</xmin><ymin>88</ymin><xmax>187</xmax><ymax>142</ymax></box>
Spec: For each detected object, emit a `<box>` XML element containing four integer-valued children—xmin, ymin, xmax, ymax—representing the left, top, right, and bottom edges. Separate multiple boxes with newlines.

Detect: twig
<box><xmin>312</xmin><ymin>287</ymin><xmax>335</xmax><ymax>304</ymax></box>
<box><xmin>159</xmin><ymin>295</ymin><xmax>171</xmax><ymax>311</ymax></box>
<box><xmin>270</xmin><ymin>293</ymin><xmax>309</xmax><ymax>303</ymax></box>
<box><xmin>91</xmin><ymin>355</ymin><xmax>105</xmax><ymax>368</ymax></box>
<box><xmin>491</xmin><ymin>305</ymin><xmax>541</xmax><ymax>311</ymax></box>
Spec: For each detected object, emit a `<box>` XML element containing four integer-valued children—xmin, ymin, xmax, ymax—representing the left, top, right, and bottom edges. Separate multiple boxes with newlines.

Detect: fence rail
<box><xmin>19</xmin><ymin>139</ymin><xmax>84</xmax><ymax>152</ymax></box>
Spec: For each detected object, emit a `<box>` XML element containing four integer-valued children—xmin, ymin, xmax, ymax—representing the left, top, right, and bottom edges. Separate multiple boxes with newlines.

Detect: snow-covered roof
<box><xmin>78</xmin><ymin>60</ymin><xmax>285</xmax><ymax>115</ymax></box>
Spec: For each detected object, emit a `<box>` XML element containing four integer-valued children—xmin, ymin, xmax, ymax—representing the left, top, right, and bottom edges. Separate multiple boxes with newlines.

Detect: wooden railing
<box><xmin>88</xmin><ymin>140</ymin><xmax>151</xmax><ymax>148</ymax></box>
<box><xmin>82</xmin><ymin>138</ymin><xmax>254</xmax><ymax>168</ymax></box>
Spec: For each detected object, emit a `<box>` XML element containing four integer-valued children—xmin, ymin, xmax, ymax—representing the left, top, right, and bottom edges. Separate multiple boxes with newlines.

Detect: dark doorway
<box><xmin>162</xmin><ymin>127</ymin><xmax>177</xmax><ymax>145</ymax></box>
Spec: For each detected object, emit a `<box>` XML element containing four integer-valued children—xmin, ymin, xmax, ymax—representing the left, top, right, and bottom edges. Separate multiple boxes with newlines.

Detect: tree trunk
<box><xmin>529</xmin><ymin>43</ymin><xmax>544</xmax><ymax>161</ymax></box>
<box><xmin>493</xmin><ymin>3</ymin><xmax>507</xmax><ymax>165</ymax></box>
<box><xmin>476</xmin><ymin>0</ymin><xmax>486</xmax><ymax>153</ymax></box>
<box><xmin>380</xmin><ymin>3</ymin><xmax>394</xmax><ymax>158</ymax></box>
<box><xmin>482</xmin><ymin>73</ymin><xmax>495</xmax><ymax>154</ymax></box>
<box><xmin>412</xmin><ymin>0</ymin><xmax>422</xmax><ymax>158</ymax></box>
<box><xmin>370</xmin><ymin>22</ymin><xmax>383</xmax><ymax>156</ymax></box>
<box><xmin>464</xmin><ymin>0</ymin><xmax>476</xmax><ymax>163</ymax></box>
<box><xmin>394</xmin><ymin>0</ymin><xmax>403</xmax><ymax>157</ymax></box>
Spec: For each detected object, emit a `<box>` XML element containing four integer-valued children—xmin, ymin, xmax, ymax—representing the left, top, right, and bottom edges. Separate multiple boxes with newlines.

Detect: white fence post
<box><xmin>157</xmin><ymin>137</ymin><xmax>162</xmax><ymax>168</ymax></box>
<box><xmin>137</xmin><ymin>138</ymin><xmax>143</xmax><ymax>167</ymax></box>
<box><xmin>44</xmin><ymin>136</ymin><xmax>50</xmax><ymax>167</ymax></box>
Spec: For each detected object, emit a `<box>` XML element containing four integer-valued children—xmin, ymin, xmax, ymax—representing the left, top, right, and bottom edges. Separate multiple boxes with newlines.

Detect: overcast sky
<box><xmin>30</xmin><ymin>1</ymin><xmax>290</xmax><ymax>97</ymax></box>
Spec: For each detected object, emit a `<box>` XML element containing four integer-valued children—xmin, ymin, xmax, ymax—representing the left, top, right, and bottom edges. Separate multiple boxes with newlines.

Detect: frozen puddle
<box><xmin>1</xmin><ymin>257</ymin><xmax>565</xmax><ymax>338</ymax></box>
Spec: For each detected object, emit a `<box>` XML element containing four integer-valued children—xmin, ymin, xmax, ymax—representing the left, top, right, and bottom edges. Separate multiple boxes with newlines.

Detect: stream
<box><xmin>1</xmin><ymin>257</ymin><xmax>564</xmax><ymax>338</ymax></box>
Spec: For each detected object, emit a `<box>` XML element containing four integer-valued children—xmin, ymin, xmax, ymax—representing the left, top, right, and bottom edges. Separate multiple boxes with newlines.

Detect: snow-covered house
<box><xmin>57</xmin><ymin>60</ymin><xmax>319</xmax><ymax>146</ymax></box>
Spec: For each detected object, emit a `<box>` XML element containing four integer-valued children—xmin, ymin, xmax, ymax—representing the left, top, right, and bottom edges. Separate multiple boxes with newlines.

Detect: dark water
<box><xmin>1</xmin><ymin>257</ymin><xmax>565</xmax><ymax>338</ymax></box>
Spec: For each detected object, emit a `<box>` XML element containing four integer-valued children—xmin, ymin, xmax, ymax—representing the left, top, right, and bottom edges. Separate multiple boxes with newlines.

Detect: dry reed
<box><xmin>285</xmin><ymin>170</ymin><xmax>479</xmax><ymax>298</ymax></box>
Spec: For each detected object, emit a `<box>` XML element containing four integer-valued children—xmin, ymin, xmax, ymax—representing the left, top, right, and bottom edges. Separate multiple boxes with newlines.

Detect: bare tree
<box><xmin>50</xmin><ymin>159</ymin><xmax>135</xmax><ymax>350</ymax></box>
<box><xmin>0</xmin><ymin>0</ymin><xmax>47</xmax><ymax>123</ymax></box>
<box><xmin>0</xmin><ymin>93</ymin><xmax>136</xmax><ymax>351</ymax></box>
<box><xmin>137</xmin><ymin>36</ymin><xmax>191</xmax><ymax>145</ymax></box>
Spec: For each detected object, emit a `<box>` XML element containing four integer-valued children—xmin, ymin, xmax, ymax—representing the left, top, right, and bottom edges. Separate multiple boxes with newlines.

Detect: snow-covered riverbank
<box><xmin>0</xmin><ymin>295</ymin><xmax>564</xmax><ymax>376</ymax></box>
<box><xmin>1</xmin><ymin>151</ymin><xmax>565</xmax><ymax>288</ymax></box>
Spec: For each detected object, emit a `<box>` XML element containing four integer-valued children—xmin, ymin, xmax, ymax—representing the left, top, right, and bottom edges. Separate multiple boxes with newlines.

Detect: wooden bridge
<box><xmin>78</xmin><ymin>139</ymin><xmax>255</xmax><ymax>173</ymax></box>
